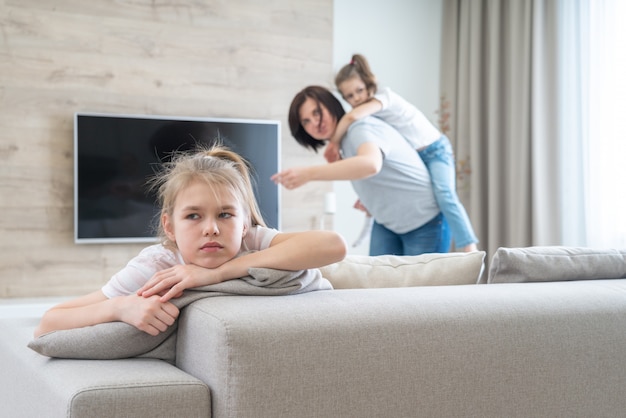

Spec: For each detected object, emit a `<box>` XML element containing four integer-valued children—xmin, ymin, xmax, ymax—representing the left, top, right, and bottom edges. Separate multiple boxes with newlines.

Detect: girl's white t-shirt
<box><xmin>374</xmin><ymin>87</ymin><xmax>441</xmax><ymax>149</ymax></box>
<box><xmin>101</xmin><ymin>225</ymin><xmax>279</xmax><ymax>298</ymax></box>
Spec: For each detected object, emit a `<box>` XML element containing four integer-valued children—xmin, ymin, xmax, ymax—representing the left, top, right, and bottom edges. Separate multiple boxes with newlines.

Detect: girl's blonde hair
<box><xmin>149</xmin><ymin>144</ymin><xmax>266</xmax><ymax>247</ymax></box>
<box><xmin>334</xmin><ymin>54</ymin><xmax>378</xmax><ymax>97</ymax></box>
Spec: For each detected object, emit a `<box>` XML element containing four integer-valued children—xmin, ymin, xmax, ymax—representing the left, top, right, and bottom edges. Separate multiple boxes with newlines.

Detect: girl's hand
<box><xmin>271</xmin><ymin>167</ymin><xmax>311</xmax><ymax>189</ymax></box>
<box><xmin>116</xmin><ymin>294</ymin><xmax>179</xmax><ymax>336</ymax></box>
<box><xmin>138</xmin><ymin>264</ymin><xmax>218</xmax><ymax>302</ymax></box>
<box><xmin>324</xmin><ymin>142</ymin><xmax>341</xmax><ymax>163</ymax></box>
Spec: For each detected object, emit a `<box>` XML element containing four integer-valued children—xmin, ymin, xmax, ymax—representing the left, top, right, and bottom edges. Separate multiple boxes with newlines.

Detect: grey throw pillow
<box><xmin>487</xmin><ymin>246</ymin><xmax>626</xmax><ymax>284</ymax></box>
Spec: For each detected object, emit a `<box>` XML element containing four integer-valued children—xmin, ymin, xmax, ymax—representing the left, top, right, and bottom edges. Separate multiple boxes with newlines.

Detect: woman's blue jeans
<box><xmin>369</xmin><ymin>212</ymin><xmax>451</xmax><ymax>256</ymax></box>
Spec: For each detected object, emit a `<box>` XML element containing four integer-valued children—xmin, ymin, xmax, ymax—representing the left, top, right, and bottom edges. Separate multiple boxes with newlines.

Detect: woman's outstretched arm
<box><xmin>272</xmin><ymin>142</ymin><xmax>383</xmax><ymax>190</ymax></box>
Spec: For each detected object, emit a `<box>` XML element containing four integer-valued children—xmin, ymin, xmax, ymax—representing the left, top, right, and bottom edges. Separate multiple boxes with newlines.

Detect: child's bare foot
<box><xmin>460</xmin><ymin>243</ymin><xmax>478</xmax><ymax>252</ymax></box>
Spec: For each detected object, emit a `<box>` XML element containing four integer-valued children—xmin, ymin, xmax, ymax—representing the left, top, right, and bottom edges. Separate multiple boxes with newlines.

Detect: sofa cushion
<box><xmin>488</xmin><ymin>246</ymin><xmax>626</xmax><ymax>284</ymax></box>
<box><xmin>319</xmin><ymin>251</ymin><xmax>486</xmax><ymax>288</ymax></box>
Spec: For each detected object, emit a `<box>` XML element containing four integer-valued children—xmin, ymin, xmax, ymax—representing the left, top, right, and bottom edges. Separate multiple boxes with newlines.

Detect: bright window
<box><xmin>586</xmin><ymin>0</ymin><xmax>626</xmax><ymax>247</ymax></box>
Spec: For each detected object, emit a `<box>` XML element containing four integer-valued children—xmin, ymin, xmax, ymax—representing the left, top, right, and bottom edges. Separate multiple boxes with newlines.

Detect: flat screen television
<box><xmin>74</xmin><ymin>112</ymin><xmax>281</xmax><ymax>244</ymax></box>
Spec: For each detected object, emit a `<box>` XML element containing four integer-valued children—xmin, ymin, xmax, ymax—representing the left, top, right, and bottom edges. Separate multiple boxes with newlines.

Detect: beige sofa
<box><xmin>2</xmin><ymin>248</ymin><xmax>626</xmax><ymax>417</ymax></box>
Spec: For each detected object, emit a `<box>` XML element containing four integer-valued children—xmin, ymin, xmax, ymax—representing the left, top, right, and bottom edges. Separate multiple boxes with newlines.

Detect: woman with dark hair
<box><xmin>287</xmin><ymin>86</ymin><xmax>347</xmax><ymax>152</ymax></box>
<box><xmin>272</xmin><ymin>85</ymin><xmax>450</xmax><ymax>256</ymax></box>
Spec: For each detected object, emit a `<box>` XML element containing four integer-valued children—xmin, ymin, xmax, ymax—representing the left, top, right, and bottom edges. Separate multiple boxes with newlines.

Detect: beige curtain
<box><xmin>440</xmin><ymin>0</ymin><xmax>562</xmax><ymax>258</ymax></box>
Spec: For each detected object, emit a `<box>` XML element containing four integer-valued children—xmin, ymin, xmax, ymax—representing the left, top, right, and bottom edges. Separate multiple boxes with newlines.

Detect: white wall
<box><xmin>332</xmin><ymin>0</ymin><xmax>443</xmax><ymax>254</ymax></box>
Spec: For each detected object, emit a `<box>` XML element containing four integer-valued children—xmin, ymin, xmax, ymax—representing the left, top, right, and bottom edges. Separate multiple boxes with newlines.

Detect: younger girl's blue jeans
<box><xmin>418</xmin><ymin>135</ymin><xmax>478</xmax><ymax>249</ymax></box>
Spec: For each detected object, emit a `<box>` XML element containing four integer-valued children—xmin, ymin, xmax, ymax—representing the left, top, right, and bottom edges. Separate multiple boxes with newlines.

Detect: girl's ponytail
<box><xmin>335</xmin><ymin>53</ymin><xmax>378</xmax><ymax>95</ymax></box>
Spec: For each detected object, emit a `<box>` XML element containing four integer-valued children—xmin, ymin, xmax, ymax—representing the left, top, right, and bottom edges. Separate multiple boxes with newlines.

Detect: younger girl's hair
<box><xmin>288</xmin><ymin>85</ymin><xmax>346</xmax><ymax>152</ymax></box>
<box><xmin>334</xmin><ymin>54</ymin><xmax>378</xmax><ymax>97</ymax></box>
<box><xmin>149</xmin><ymin>144</ymin><xmax>266</xmax><ymax>247</ymax></box>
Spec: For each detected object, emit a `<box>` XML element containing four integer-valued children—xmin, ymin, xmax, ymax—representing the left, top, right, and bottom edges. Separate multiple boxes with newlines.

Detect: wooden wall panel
<box><xmin>0</xmin><ymin>0</ymin><xmax>334</xmax><ymax>298</ymax></box>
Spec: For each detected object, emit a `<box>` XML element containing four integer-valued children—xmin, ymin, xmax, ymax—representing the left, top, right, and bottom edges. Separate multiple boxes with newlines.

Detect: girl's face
<box><xmin>299</xmin><ymin>96</ymin><xmax>337</xmax><ymax>140</ymax></box>
<box><xmin>162</xmin><ymin>180</ymin><xmax>248</xmax><ymax>269</ymax></box>
<box><xmin>338</xmin><ymin>77</ymin><xmax>371</xmax><ymax>108</ymax></box>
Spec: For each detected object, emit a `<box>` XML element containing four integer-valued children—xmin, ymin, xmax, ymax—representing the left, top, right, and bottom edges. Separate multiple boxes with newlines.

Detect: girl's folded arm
<box><xmin>214</xmin><ymin>230</ymin><xmax>347</xmax><ymax>283</ymax></box>
<box><xmin>34</xmin><ymin>290</ymin><xmax>179</xmax><ymax>337</ymax></box>
<box><xmin>34</xmin><ymin>290</ymin><xmax>115</xmax><ymax>337</ymax></box>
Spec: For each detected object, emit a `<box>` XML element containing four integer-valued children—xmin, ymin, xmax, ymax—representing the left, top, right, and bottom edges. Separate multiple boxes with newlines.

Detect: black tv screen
<box><xmin>74</xmin><ymin>112</ymin><xmax>281</xmax><ymax>244</ymax></box>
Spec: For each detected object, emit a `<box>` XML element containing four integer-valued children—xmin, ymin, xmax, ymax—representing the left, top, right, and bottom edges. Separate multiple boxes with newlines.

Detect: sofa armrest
<box><xmin>0</xmin><ymin>317</ymin><xmax>211</xmax><ymax>418</ymax></box>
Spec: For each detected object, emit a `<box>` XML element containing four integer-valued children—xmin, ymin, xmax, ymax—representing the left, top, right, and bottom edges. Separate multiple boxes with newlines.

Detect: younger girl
<box><xmin>35</xmin><ymin>145</ymin><xmax>346</xmax><ymax>337</ymax></box>
<box><xmin>325</xmin><ymin>54</ymin><xmax>478</xmax><ymax>252</ymax></box>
